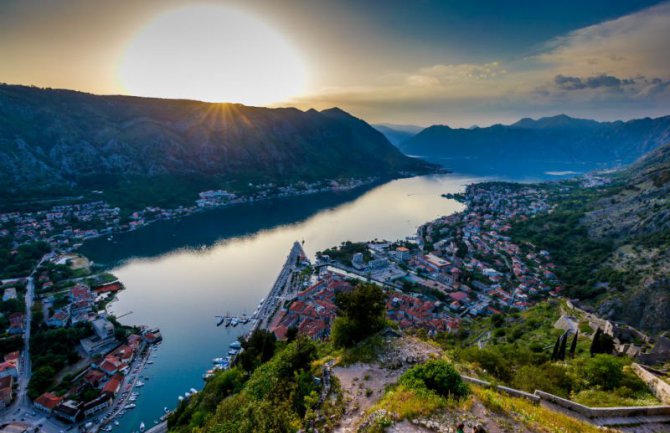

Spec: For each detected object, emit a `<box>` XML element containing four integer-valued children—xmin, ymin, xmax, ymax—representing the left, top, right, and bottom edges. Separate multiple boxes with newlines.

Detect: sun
<box><xmin>118</xmin><ymin>5</ymin><xmax>308</xmax><ymax>106</ymax></box>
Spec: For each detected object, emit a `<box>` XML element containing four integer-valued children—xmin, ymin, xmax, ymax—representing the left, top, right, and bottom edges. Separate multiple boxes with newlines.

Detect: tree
<box><xmin>590</xmin><ymin>328</ymin><xmax>602</xmax><ymax>356</ymax></box>
<box><xmin>238</xmin><ymin>329</ymin><xmax>277</xmax><ymax>373</ymax></box>
<box><xmin>590</xmin><ymin>328</ymin><xmax>614</xmax><ymax>356</ymax></box>
<box><xmin>551</xmin><ymin>335</ymin><xmax>561</xmax><ymax>361</ymax></box>
<box><xmin>569</xmin><ymin>331</ymin><xmax>579</xmax><ymax>358</ymax></box>
<box><xmin>286</xmin><ymin>326</ymin><xmax>298</xmax><ymax>342</ymax></box>
<box><xmin>557</xmin><ymin>332</ymin><xmax>568</xmax><ymax>361</ymax></box>
<box><xmin>331</xmin><ymin>283</ymin><xmax>386</xmax><ymax>348</ymax></box>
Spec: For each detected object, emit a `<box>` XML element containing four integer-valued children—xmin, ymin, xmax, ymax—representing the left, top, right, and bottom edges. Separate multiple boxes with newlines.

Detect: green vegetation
<box><xmin>28</xmin><ymin>324</ymin><xmax>93</xmax><ymax>398</ymax></box>
<box><xmin>509</xmin><ymin>189</ymin><xmax>614</xmax><ymax>299</ymax></box>
<box><xmin>474</xmin><ymin>386</ymin><xmax>606</xmax><ymax>433</ymax></box>
<box><xmin>317</xmin><ymin>241</ymin><xmax>372</xmax><ymax>266</ymax></box>
<box><xmin>236</xmin><ymin>329</ymin><xmax>277</xmax><ymax>373</ymax></box>
<box><xmin>438</xmin><ymin>302</ymin><xmax>656</xmax><ymax>407</ymax></box>
<box><xmin>399</xmin><ymin>359</ymin><xmax>469</xmax><ymax>400</ymax></box>
<box><xmin>332</xmin><ymin>283</ymin><xmax>387</xmax><ymax>348</ymax></box>
<box><xmin>169</xmin><ymin>337</ymin><xmax>323</xmax><ymax>433</ymax></box>
<box><xmin>0</xmin><ymin>239</ymin><xmax>50</xmax><ymax>279</ymax></box>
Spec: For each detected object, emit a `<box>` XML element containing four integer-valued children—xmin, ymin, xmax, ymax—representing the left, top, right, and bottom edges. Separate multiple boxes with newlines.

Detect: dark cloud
<box><xmin>554</xmin><ymin>74</ymin><xmax>635</xmax><ymax>91</ymax></box>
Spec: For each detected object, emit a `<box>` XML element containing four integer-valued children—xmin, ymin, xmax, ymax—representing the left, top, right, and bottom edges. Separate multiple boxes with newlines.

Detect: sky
<box><xmin>1</xmin><ymin>0</ymin><xmax>669</xmax><ymax>126</ymax></box>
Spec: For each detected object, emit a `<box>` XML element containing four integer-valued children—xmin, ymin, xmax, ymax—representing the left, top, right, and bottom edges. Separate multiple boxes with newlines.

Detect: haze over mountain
<box><xmin>0</xmin><ymin>84</ymin><xmax>433</xmax><ymax>208</ymax></box>
<box><xmin>372</xmin><ymin>123</ymin><xmax>424</xmax><ymax>146</ymax></box>
<box><xmin>400</xmin><ymin>114</ymin><xmax>670</xmax><ymax>170</ymax></box>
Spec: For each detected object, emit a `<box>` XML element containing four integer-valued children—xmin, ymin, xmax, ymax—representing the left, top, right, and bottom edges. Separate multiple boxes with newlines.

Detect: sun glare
<box><xmin>118</xmin><ymin>5</ymin><xmax>308</xmax><ymax>106</ymax></box>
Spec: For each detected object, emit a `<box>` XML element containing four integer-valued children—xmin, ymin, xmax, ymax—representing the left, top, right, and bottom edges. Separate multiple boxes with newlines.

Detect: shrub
<box><xmin>399</xmin><ymin>359</ymin><xmax>469</xmax><ymax>400</ymax></box>
<box><xmin>583</xmin><ymin>354</ymin><xmax>624</xmax><ymax>390</ymax></box>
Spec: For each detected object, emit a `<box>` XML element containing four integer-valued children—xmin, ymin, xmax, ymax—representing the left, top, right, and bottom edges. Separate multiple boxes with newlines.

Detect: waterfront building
<box><xmin>34</xmin><ymin>392</ymin><xmax>63</xmax><ymax>413</ymax></box>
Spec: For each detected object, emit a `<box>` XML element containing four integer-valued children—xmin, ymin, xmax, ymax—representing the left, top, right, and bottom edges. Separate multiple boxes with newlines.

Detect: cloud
<box><xmin>293</xmin><ymin>2</ymin><xmax>670</xmax><ymax>125</ymax></box>
<box><xmin>554</xmin><ymin>74</ymin><xmax>635</xmax><ymax>91</ymax></box>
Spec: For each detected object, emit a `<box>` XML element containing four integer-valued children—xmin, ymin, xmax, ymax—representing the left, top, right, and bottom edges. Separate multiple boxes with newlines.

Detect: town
<box><xmin>264</xmin><ymin>182</ymin><xmax>562</xmax><ymax>340</ymax></box>
<box><xmin>0</xmin><ymin>177</ymin><xmax>377</xmax><ymax>254</ymax></box>
<box><xmin>0</xmin><ymin>250</ymin><xmax>162</xmax><ymax>433</ymax></box>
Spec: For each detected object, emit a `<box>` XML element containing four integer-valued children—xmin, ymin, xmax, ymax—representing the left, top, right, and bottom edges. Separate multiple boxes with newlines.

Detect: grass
<box><xmin>473</xmin><ymin>386</ymin><xmax>617</xmax><ymax>433</ymax></box>
<box><xmin>369</xmin><ymin>384</ymin><xmax>466</xmax><ymax>420</ymax></box>
<box><xmin>572</xmin><ymin>389</ymin><xmax>660</xmax><ymax>407</ymax></box>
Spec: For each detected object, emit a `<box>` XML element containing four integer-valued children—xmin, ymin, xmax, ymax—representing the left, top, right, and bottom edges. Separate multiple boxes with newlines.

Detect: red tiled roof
<box><xmin>102</xmin><ymin>374</ymin><xmax>123</xmax><ymax>395</ymax></box>
<box><xmin>35</xmin><ymin>392</ymin><xmax>62</xmax><ymax>410</ymax></box>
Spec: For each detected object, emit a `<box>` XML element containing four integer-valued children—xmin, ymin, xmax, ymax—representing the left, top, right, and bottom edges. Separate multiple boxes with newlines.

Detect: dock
<box><xmin>251</xmin><ymin>241</ymin><xmax>310</xmax><ymax>334</ymax></box>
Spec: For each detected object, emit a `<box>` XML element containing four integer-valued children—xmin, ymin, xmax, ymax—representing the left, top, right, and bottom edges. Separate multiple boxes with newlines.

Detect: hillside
<box><xmin>0</xmin><ymin>84</ymin><xmax>434</xmax><ymax>210</ymax></box>
<box><xmin>511</xmin><ymin>141</ymin><xmax>670</xmax><ymax>333</ymax></box>
<box><xmin>372</xmin><ymin>123</ymin><xmax>424</xmax><ymax>146</ymax></box>
<box><xmin>401</xmin><ymin>114</ymin><xmax>670</xmax><ymax>169</ymax></box>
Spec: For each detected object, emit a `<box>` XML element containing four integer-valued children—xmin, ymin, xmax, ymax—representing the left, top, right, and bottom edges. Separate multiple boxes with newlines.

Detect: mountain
<box><xmin>580</xmin><ymin>141</ymin><xmax>670</xmax><ymax>332</ymax></box>
<box><xmin>0</xmin><ymin>84</ymin><xmax>434</xmax><ymax>209</ymax></box>
<box><xmin>401</xmin><ymin>114</ymin><xmax>670</xmax><ymax>168</ymax></box>
<box><xmin>511</xmin><ymin>140</ymin><xmax>670</xmax><ymax>333</ymax></box>
<box><xmin>373</xmin><ymin>123</ymin><xmax>424</xmax><ymax>146</ymax></box>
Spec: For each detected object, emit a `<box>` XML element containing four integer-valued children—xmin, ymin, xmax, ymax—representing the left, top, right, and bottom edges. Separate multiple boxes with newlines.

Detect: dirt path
<box><xmin>332</xmin><ymin>336</ymin><xmax>441</xmax><ymax>433</ymax></box>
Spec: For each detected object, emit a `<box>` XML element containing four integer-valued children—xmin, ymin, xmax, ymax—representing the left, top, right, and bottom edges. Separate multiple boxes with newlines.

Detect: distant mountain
<box><xmin>401</xmin><ymin>114</ymin><xmax>670</xmax><ymax>168</ymax></box>
<box><xmin>0</xmin><ymin>84</ymin><xmax>434</xmax><ymax>209</ymax></box>
<box><xmin>373</xmin><ymin>123</ymin><xmax>424</xmax><ymax>146</ymax></box>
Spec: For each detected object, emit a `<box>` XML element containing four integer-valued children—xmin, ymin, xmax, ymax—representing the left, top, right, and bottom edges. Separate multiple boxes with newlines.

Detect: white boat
<box><xmin>190</xmin><ymin>388</ymin><xmax>198</xmax><ymax>394</ymax></box>
<box><xmin>114</xmin><ymin>421</ymin><xmax>120</xmax><ymax>426</ymax></box>
<box><xmin>140</xmin><ymin>422</ymin><xmax>145</xmax><ymax>433</ymax></box>
<box><xmin>136</xmin><ymin>381</ymin><xmax>145</xmax><ymax>387</ymax></box>
<box><xmin>213</xmin><ymin>357</ymin><xmax>225</xmax><ymax>363</ymax></box>
<box><xmin>163</xmin><ymin>407</ymin><xmax>169</xmax><ymax>413</ymax></box>
<box><xmin>229</xmin><ymin>341</ymin><xmax>241</xmax><ymax>349</ymax></box>
<box><xmin>178</xmin><ymin>396</ymin><xmax>184</xmax><ymax>401</ymax></box>
<box><xmin>125</xmin><ymin>403</ymin><xmax>136</xmax><ymax>409</ymax></box>
<box><xmin>230</xmin><ymin>317</ymin><xmax>239</xmax><ymax>327</ymax></box>
<box><xmin>227</xmin><ymin>349</ymin><xmax>239</xmax><ymax>355</ymax></box>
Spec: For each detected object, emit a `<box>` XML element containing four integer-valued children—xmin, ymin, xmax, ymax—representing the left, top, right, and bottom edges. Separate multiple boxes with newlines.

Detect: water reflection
<box><xmin>80</xmin><ymin>174</ymin><xmax>479</xmax><ymax>432</ymax></box>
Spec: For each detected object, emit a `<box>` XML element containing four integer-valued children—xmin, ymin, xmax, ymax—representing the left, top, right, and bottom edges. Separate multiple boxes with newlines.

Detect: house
<box><xmin>34</xmin><ymin>392</ymin><xmax>62</xmax><ymax>413</ymax></box>
<box><xmin>0</xmin><ymin>376</ymin><xmax>13</xmax><ymax>407</ymax></box>
<box><xmin>54</xmin><ymin>400</ymin><xmax>83</xmax><ymax>423</ymax></box>
<box><xmin>82</xmin><ymin>394</ymin><xmax>112</xmax><ymax>417</ymax></box>
<box><xmin>0</xmin><ymin>361</ymin><xmax>18</xmax><ymax>379</ymax></box>
<box><xmin>47</xmin><ymin>308</ymin><xmax>70</xmax><ymax>328</ymax></box>
<box><xmin>83</xmin><ymin>369</ymin><xmax>106</xmax><ymax>387</ymax></box>
<box><xmin>8</xmin><ymin>313</ymin><xmax>24</xmax><ymax>334</ymax></box>
<box><xmin>92</xmin><ymin>318</ymin><xmax>115</xmax><ymax>340</ymax></box>
<box><xmin>102</xmin><ymin>373</ymin><xmax>123</xmax><ymax>396</ymax></box>
<box><xmin>2</xmin><ymin>288</ymin><xmax>17</xmax><ymax>302</ymax></box>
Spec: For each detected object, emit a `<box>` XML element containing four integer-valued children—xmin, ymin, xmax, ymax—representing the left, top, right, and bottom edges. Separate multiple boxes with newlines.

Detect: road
<box><xmin>0</xmin><ymin>254</ymin><xmax>72</xmax><ymax>432</ymax></box>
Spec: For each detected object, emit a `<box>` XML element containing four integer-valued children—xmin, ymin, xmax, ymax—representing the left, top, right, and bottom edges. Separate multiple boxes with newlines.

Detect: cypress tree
<box><xmin>558</xmin><ymin>331</ymin><xmax>568</xmax><ymax>361</ymax></box>
<box><xmin>551</xmin><ymin>335</ymin><xmax>561</xmax><ymax>361</ymax></box>
<box><xmin>569</xmin><ymin>331</ymin><xmax>579</xmax><ymax>358</ymax></box>
<box><xmin>590</xmin><ymin>328</ymin><xmax>602</xmax><ymax>357</ymax></box>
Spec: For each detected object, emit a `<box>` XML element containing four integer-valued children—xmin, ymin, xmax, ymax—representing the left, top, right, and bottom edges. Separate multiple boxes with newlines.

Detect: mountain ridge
<box><xmin>0</xmin><ymin>84</ymin><xmax>435</xmax><ymax>209</ymax></box>
<box><xmin>401</xmin><ymin>114</ymin><xmax>670</xmax><ymax>167</ymax></box>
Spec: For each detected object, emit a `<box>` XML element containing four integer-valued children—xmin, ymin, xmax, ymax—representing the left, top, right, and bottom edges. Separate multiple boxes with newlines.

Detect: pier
<box><xmin>251</xmin><ymin>241</ymin><xmax>310</xmax><ymax>333</ymax></box>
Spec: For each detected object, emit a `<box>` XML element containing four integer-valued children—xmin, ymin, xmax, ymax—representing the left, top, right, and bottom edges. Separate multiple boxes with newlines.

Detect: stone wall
<box><xmin>632</xmin><ymin>363</ymin><xmax>670</xmax><ymax>404</ymax></box>
<box><xmin>535</xmin><ymin>390</ymin><xmax>670</xmax><ymax>418</ymax></box>
<box><xmin>462</xmin><ymin>373</ymin><xmax>670</xmax><ymax>421</ymax></box>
